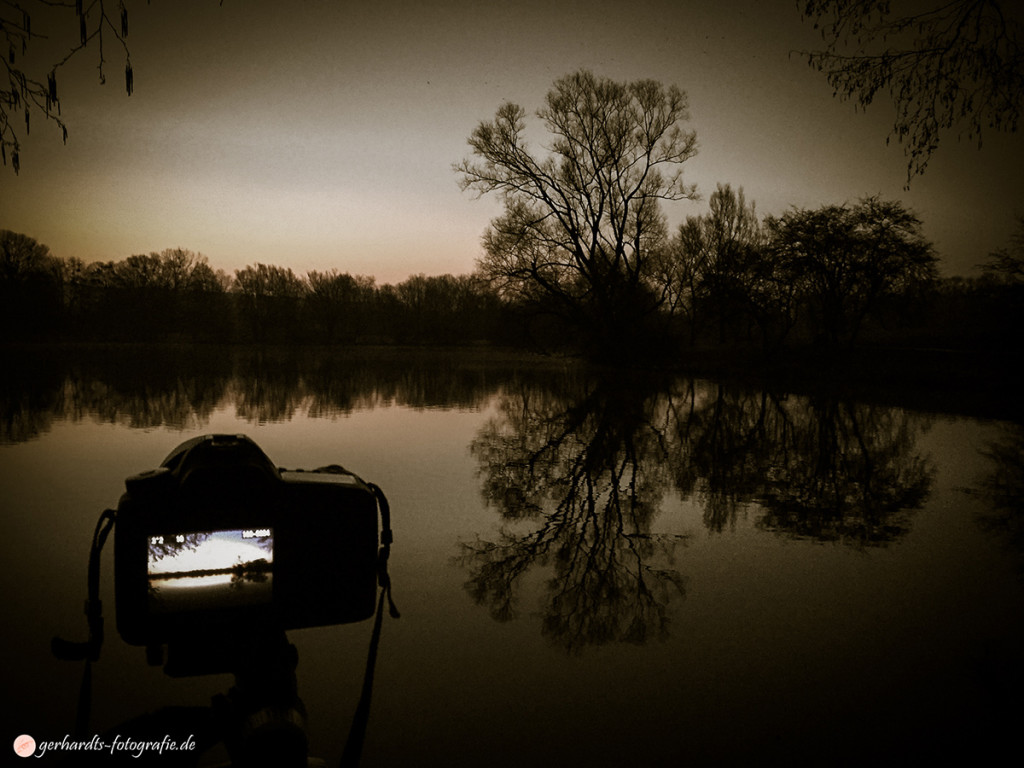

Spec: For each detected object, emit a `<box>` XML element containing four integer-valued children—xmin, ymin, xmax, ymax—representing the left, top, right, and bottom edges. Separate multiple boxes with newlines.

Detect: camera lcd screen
<box><xmin>146</xmin><ymin>528</ymin><xmax>274</xmax><ymax>615</ymax></box>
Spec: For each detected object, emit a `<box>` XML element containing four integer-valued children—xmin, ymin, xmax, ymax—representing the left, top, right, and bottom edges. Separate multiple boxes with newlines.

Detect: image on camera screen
<box><xmin>147</xmin><ymin>528</ymin><xmax>273</xmax><ymax>614</ymax></box>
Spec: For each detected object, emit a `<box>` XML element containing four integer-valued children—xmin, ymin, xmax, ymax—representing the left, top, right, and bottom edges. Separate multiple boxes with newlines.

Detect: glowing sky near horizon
<box><xmin>3</xmin><ymin>0</ymin><xmax>1022</xmax><ymax>283</ymax></box>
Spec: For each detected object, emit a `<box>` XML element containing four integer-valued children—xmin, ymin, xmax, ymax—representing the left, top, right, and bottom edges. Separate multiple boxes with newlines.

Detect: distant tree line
<box><xmin>2</xmin><ymin>212</ymin><xmax>1021</xmax><ymax>356</ymax></box>
<box><xmin>0</xmin><ymin>231</ymin><xmax>510</xmax><ymax>346</ymax></box>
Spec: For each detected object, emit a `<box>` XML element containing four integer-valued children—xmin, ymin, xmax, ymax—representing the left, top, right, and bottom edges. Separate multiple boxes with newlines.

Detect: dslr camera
<box><xmin>114</xmin><ymin>434</ymin><xmax>385</xmax><ymax>654</ymax></box>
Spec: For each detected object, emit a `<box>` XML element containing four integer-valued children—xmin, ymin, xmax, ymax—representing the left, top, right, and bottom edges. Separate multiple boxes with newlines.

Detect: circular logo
<box><xmin>13</xmin><ymin>735</ymin><xmax>36</xmax><ymax>758</ymax></box>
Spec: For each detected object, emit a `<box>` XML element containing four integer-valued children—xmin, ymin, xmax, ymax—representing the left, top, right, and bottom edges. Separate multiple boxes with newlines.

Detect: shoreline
<box><xmin>6</xmin><ymin>340</ymin><xmax>1019</xmax><ymax>423</ymax></box>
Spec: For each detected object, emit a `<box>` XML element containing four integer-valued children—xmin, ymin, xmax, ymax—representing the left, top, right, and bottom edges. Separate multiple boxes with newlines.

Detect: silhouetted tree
<box><xmin>657</xmin><ymin>183</ymin><xmax>794</xmax><ymax>349</ymax></box>
<box><xmin>652</xmin><ymin>200</ymin><xmax>721</xmax><ymax>346</ymax></box>
<box><xmin>451</xmin><ymin>272</ymin><xmax>508</xmax><ymax>343</ymax></box>
<box><xmin>56</xmin><ymin>255</ymin><xmax>90</xmax><ymax>332</ymax></box>
<box><xmin>767</xmin><ymin>196</ymin><xmax>938</xmax><ymax>347</ymax></box>
<box><xmin>389</xmin><ymin>273</ymin><xmax>500</xmax><ymax>345</ymax></box>
<box><xmin>913</xmin><ymin>273</ymin><xmax>1019</xmax><ymax>350</ymax></box>
<box><xmin>233</xmin><ymin>263</ymin><xmax>307</xmax><ymax>343</ymax></box>
<box><xmin>798</xmin><ymin>0</ymin><xmax>1024</xmax><ymax>181</ymax></box>
<box><xmin>694</xmin><ymin>185</ymin><xmax>764</xmax><ymax>344</ymax></box>
<box><xmin>457</xmin><ymin>69</ymin><xmax>698</xmax><ymax>359</ymax></box>
<box><xmin>0</xmin><ymin>229</ymin><xmax>62</xmax><ymax>335</ymax></box>
<box><xmin>305</xmin><ymin>269</ymin><xmax>367</xmax><ymax>343</ymax></box>
<box><xmin>982</xmin><ymin>215</ymin><xmax>1024</xmax><ymax>283</ymax></box>
<box><xmin>369</xmin><ymin>283</ymin><xmax>402</xmax><ymax>344</ymax></box>
<box><xmin>974</xmin><ymin>216</ymin><xmax>1024</xmax><ymax>351</ymax></box>
<box><xmin>394</xmin><ymin>274</ymin><xmax>439</xmax><ymax>343</ymax></box>
<box><xmin>60</xmin><ymin>247</ymin><xmax>229</xmax><ymax>341</ymax></box>
<box><xmin>116</xmin><ymin>249</ymin><xmax>227</xmax><ymax>339</ymax></box>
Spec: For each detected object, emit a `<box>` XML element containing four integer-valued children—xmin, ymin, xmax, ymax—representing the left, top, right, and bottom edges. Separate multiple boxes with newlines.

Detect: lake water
<box><xmin>3</xmin><ymin>347</ymin><xmax>1022</xmax><ymax>766</ymax></box>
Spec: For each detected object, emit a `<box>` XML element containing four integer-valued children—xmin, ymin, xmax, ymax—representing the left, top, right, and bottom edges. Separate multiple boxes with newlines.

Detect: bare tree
<box><xmin>665</xmin><ymin>184</ymin><xmax>768</xmax><ymax>345</ymax></box>
<box><xmin>456</xmin><ymin>70</ymin><xmax>698</xmax><ymax>358</ymax></box>
<box><xmin>233</xmin><ymin>263</ymin><xmax>307</xmax><ymax>343</ymax></box>
<box><xmin>767</xmin><ymin>196</ymin><xmax>938</xmax><ymax>346</ymax></box>
<box><xmin>0</xmin><ymin>228</ymin><xmax>56</xmax><ymax>280</ymax></box>
<box><xmin>981</xmin><ymin>215</ymin><xmax>1024</xmax><ymax>283</ymax></box>
<box><xmin>0</xmin><ymin>228</ymin><xmax>61</xmax><ymax>332</ymax></box>
<box><xmin>2</xmin><ymin>0</ymin><xmax>139</xmax><ymax>174</ymax></box>
<box><xmin>798</xmin><ymin>0</ymin><xmax>1024</xmax><ymax>182</ymax></box>
<box><xmin>306</xmin><ymin>268</ymin><xmax>362</xmax><ymax>343</ymax></box>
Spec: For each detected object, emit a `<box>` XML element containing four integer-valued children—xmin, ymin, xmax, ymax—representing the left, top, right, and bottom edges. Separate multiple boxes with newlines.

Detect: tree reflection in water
<box><xmin>3</xmin><ymin>347</ymin><xmax>943</xmax><ymax>652</ymax></box>
<box><xmin>977</xmin><ymin>424</ymin><xmax>1024</xmax><ymax>576</ymax></box>
<box><xmin>462</xmin><ymin>371</ymin><xmax>688</xmax><ymax>653</ymax></box>
<box><xmin>754</xmin><ymin>398</ymin><xmax>934</xmax><ymax>545</ymax></box>
<box><xmin>0</xmin><ymin>346</ymin><xmax>540</xmax><ymax>440</ymax></box>
<box><xmin>464</xmin><ymin>372</ymin><xmax>937</xmax><ymax>651</ymax></box>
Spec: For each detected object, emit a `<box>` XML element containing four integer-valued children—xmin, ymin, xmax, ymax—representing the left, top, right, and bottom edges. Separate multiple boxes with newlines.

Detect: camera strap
<box><xmin>340</xmin><ymin>482</ymin><xmax>400</xmax><ymax>768</ymax></box>
<box><xmin>368</xmin><ymin>482</ymin><xmax>399</xmax><ymax>620</ymax></box>
<box><xmin>50</xmin><ymin>506</ymin><xmax>117</xmax><ymax>738</ymax></box>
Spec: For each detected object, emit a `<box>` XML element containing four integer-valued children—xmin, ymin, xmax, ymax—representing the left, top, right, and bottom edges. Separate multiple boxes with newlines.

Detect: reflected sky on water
<box><xmin>2</xmin><ymin>347</ymin><xmax>1022</xmax><ymax>766</ymax></box>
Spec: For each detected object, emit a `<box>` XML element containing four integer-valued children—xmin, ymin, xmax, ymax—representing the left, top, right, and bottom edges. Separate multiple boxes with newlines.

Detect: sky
<box><xmin>4</xmin><ymin>0</ymin><xmax>1022</xmax><ymax>283</ymax></box>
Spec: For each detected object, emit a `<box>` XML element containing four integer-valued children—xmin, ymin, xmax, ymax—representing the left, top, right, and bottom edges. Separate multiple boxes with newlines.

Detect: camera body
<box><xmin>114</xmin><ymin>434</ymin><xmax>380</xmax><ymax>649</ymax></box>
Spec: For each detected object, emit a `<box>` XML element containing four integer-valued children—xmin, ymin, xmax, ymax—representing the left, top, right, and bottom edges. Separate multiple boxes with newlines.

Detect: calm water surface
<box><xmin>2</xmin><ymin>348</ymin><xmax>1022</xmax><ymax>766</ymax></box>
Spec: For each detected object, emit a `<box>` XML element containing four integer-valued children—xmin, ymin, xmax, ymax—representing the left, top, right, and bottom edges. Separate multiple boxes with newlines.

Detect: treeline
<box><xmin>0</xmin><ymin>233</ymin><xmax>509</xmax><ymax>345</ymax></box>
<box><xmin>646</xmin><ymin>188</ymin><xmax>1024</xmax><ymax>356</ymax></box>
<box><xmin>474</xmin><ymin>186</ymin><xmax>1024</xmax><ymax>359</ymax></box>
<box><xmin>2</xmin><ymin>211</ymin><xmax>1021</xmax><ymax>356</ymax></box>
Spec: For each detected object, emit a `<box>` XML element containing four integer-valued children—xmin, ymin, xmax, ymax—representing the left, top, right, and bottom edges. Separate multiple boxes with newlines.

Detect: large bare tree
<box><xmin>456</xmin><ymin>70</ymin><xmax>698</xmax><ymax>358</ymax></box>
